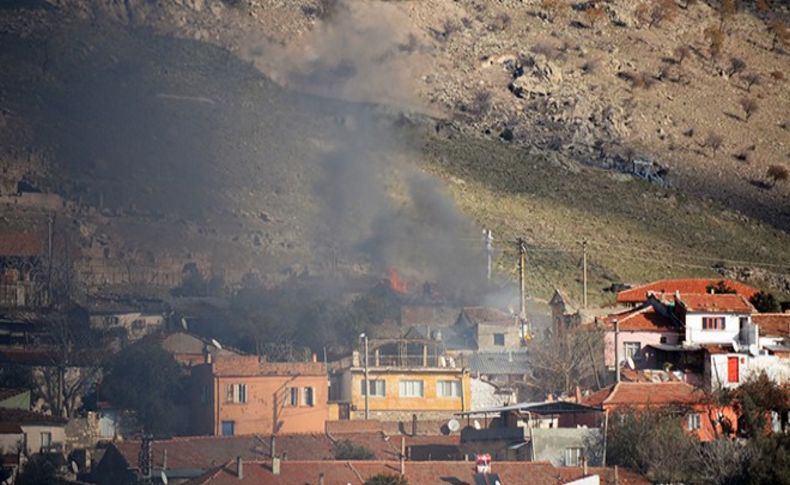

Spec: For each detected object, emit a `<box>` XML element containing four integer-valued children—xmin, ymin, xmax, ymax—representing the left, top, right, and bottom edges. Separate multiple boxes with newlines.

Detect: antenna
<box><xmin>626</xmin><ymin>356</ymin><xmax>636</xmax><ymax>370</ymax></box>
<box><xmin>180</xmin><ymin>317</ymin><xmax>188</xmax><ymax>331</ymax></box>
<box><xmin>70</xmin><ymin>461</ymin><xmax>79</xmax><ymax>474</ymax></box>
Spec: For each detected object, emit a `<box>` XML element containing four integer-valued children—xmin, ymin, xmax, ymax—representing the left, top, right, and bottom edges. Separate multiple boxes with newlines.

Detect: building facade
<box><xmin>190</xmin><ymin>356</ymin><xmax>328</xmax><ymax>436</ymax></box>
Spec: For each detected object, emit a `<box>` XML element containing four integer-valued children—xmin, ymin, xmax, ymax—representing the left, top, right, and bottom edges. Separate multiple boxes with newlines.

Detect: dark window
<box><xmin>494</xmin><ymin>333</ymin><xmax>505</xmax><ymax>346</ymax></box>
<box><xmin>221</xmin><ymin>421</ymin><xmax>235</xmax><ymax>436</ymax></box>
<box><xmin>702</xmin><ymin>317</ymin><xmax>725</xmax><ymax>330</ymax></box>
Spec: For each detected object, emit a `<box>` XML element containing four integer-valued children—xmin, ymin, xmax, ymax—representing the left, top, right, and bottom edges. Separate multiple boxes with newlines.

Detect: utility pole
<box><xmin>582</xmin><ymin>240</ymin><xmax>588</xmax><ymax>309</ymax></box>
<box><xmin>483</xmin><ymin>229</ymin><xmax>493</xmax><ymax>282</ymax></box>
<box><xmin>516</xmin><ymin>238</ymin><xmax>530</xmax><ymax>340</ymax></box>
<box><xmin>360</xmin><ymin>333</ymin><xmax>369</xmax><ymax>420</ymax></box>
<box><xmin>614</xmin><ymin>320</ymin><xmax>621</xmax><ymax>384</ymax></box>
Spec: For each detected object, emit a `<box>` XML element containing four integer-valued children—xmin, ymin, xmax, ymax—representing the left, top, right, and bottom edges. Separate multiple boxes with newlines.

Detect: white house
<box><xmin>675</xmin><ymin>293</ymin><xmax>756</xmax><ymax>346</ymax></box>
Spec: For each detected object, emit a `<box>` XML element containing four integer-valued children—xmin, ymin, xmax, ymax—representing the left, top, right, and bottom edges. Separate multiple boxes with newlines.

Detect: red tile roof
<box><xmin>602</xmin><ymin>305</ymin><xmax>680</xmax><ymax>332</ymax></box>
<box><xmin>676</xmin><ymin>293</ymin><xmax>754</xmax><ymax>313</ymax></box>
<box><xmin>753</xmin><ymin>313</ymin><xmax>790</xmax><ymax>337</ymax></box>
<box><xmin>183</xmin><ymin>460</ymin><xmax>649</xmax><ymax>485</ymax></box>
<box><xmin>616</xmin><ymin>279</ymin><xmax>759</xmax><ymax>304</ymax></box>
<box><xmin>0</xmin><ymin>232</ymin><xmax>45</xmax><ymax>257</ymax></box>
<box><xmin>586</xmin><ymin>382</ymin><xmax>707</xmax><ymax>408</ymax></box>
<box><xmin>209</xmin><ymin>356</ymin><xmax>326</xmax><ymax>377</ymax></box>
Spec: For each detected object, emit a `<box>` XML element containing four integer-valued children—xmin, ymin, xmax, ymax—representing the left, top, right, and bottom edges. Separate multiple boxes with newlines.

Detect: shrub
<box><xmin>770</xmin><ymin>70</ymin><xmax>785</xmax><ymax>81</ymax></box>
<box><xmin>541</xmin><ymin>0</ymin><xmax>569</xmax><ymax>22</ymax></box>
<box><xmin>768</xmin><ymin>20</ymin><xmax>789</xmax><ymax>51</ymax></box>
<box><xmin>727</xmin><ymin>57</ymin><xmax>746</xmax><ymax>76</ymax></box>
<box><xmin>739</xmin><ymin>97</ymin><xmax>758</xmax><ymax>120</ymax></box>
<box><xmin>636</xmin><ymin>0</ymin><xmax>678</xmax><ymax>29</ymax></box>
<box><xmin>621</xmin><ymin>71</ymin><xmax>656</xmax><ymax>89</ymax></box>
<box><xmin>365</xmin><ymin>475</ymin><xmax>408</xmax><ymax>485</ymax></box>
<box><xmin>488</xmin><ymin>12</ymin><xmax>511</xmax><ymax>31</ymax></box>
<box><xmin>334</xmin><ymin>440</ymin><xmax>375</xmax><ymax>460</ymax></box>
<box><xmin>720</xmin><ymin>0</ymin><xmax>737</xmax><ymax>18</ymax></box>
<box><xmin>704</xmin><ymin>23</ymin><xmax>725</xmax><ymax>59</ymax></box>
<box><xmin>704</xmin><ymin>132</ymin><xmax>723</xmax><ymax>154</ymax></box>
<box><xmin>756</xmin><ymin>0</ymin><xmax>771</xmax><ymax>13</ymax></box>
<box><xmin>766</xmin><ymin>164</ymin><xmax>789</xmax><ymax>185</ymax></box>
<box><xmin>585</xmin><ymin>5</ymin><xmax>606</xmax><ymax>28</ymax></box>
<box><xmin>742</xmin><ymin>72</ymin><xmax>761</xmax><ymax>91</ymax></box>
<box><xmin>674</xmin><ymin>45</ymin><xmax>690</xmax><ymax>64</ymax></box>
<box><xmin>467</xmin><ymin>89</ymin><xmax>492</xmax><ymax>117</ymax></box>
<box><xmin>750</xmin><ymin>290</ymin><xmax>780</xmax><ymax>312</ymax></box>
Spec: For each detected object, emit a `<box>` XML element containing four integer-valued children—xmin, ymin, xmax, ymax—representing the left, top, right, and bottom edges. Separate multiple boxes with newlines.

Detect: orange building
<box><xmin>190</xmin><ymin>356</ymin><xmax>328</xmax><ymax>436</ymax></box>
<box><xmin>583</xmin><ymin>381</ymin><xmax>738</xmax><ymax>441</ymax></box>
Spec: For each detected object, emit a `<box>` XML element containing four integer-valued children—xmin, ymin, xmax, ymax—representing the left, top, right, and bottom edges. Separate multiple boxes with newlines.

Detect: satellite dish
<box><xmin>732</xmin><ymin>340</ymin><xmax>740</xmax><ymax>352</ymax></box>
<box><xmin>447</xmin><ymin>419</ymin><xmax>460</xmax><ymax>432</ymax></box>
<box><xmin>180</xmin><ymin>317</ymin><xmax>188</xmax><ymax>331</ymax></box>
<box><xmin>626</xmin><ymin>356</ymin><xmax>636</xmax><ymax>370</ymax></box>
<box><xmin>70</xmin><ymin>461</ymin><xmax>79</xmax><ymax>474</ymax></box>
<box><xmin>473</xmin><ymin>420</ymin><xmax>481</xmax><ymax>430</ymax></box>
<box><xmin>161</xmin><ymin>471</ymin><xmax>168</xmax><ymax>485</ymax></box>
<box><xmin>211</xmin><ymin>338</ymin><xmax>222</xmax><ymax>350</ymax></box>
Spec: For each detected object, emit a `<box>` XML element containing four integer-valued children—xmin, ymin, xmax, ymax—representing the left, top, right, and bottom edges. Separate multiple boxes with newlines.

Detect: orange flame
<box><xmin>388</xmin><ymin>268</ymin><xmax>408</xmax><ymax>294</ymax></box>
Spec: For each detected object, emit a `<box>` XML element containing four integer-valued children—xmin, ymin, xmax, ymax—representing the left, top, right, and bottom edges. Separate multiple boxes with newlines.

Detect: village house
<box><xmin>0</xmin><ymin>409</ymin><xmax>68</xmax><ymax>455</ymax></box>
<box><xmin>190</xmin><ymin>355</ymin><xmax>328</xmax><ymax>436</ymax></box>
<box><xmin>615</xmin><ymin>278</ymin><xmax>759</xmax><ymax>307</ymax></box>
<box><xmin>456</xmin><ymin>401</ymin><xmax>604</xmax><ymax>466</ymax></box>
<box><xmin>330</xmin><ymin>337</ymin><xmax>471</xmax><ymax>422</ymax></box>
<box><xmin>582</xmin><ymin>381</ymin><xmax>737</xmax><ymax>442</ymax></box>
<box><xmin>157</xmin><ymin>331</ymin><xmax>244</xmax><ymax>367</ymax></box>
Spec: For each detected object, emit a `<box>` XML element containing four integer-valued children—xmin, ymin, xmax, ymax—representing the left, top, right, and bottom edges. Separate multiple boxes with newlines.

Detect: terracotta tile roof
<box><xmin>616</xmin><ymin>279</ymin><xmax>759</xmax><ymax>304</ymax></box>
<box><xmin>676</xmin><ymin>293</ymin><xmax>754</xmax><ymax>313</ymax></box>
<box><xmin>459</xmin><ymin>307</ymin><xmax>516</xmax><ymax>326</ymax></box>
<box><xmin>0</xmin><ymin>232</ymin><xmax>45</xmax><ymax>257</ymax></box>
<box><xmin>581</xmin><ymin>387</ymin><xmax>614</xmax><ymax>407</ymax></box>
<box><xmin>0</xmin><ymin>409</ymin><xmax>67</xmax><ymax>426</ymax></box>
<box><xmin>402</xmin><ymin>435</ymin><xmax>461</xmax><ymax>461</ymax></box>
<box><xmin>209</xmin><ymin>356</ymin><xmax>326</xmax><ymax>377</ymax></box>
<box><xmin>326</xmin><ymin>420</ymin><xmax>383</xmax><ymax>435</ymax></box>
<box><xmin>183</xmin><ymin>460</ymin><xmax>649</xmax><ymax>485</ymax></box>
<box><xmin>597</xmin><ymin>382</ymin><xmax>706</xmax><ymax>408</ymax></box>
<box><xmin>753</xmin><ymin>313</ymin><xmax>790</xmax><ymax>337</ymax></box>
<box><xmin>111</xmin><ymin>432</ymin><xmax>407</xmax><ymax>470</ymax></box>
<box><xmin>602</xmin><ymin>305</ymin><xmax>680</xmax><ymax>332</ymax></box>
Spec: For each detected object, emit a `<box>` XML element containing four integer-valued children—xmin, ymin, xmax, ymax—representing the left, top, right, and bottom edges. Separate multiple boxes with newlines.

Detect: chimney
<box><xmin>582</xmin><ymin>456</ymin><xmax>588</xmax><ymax>476</ymax></box>
<box><xmin>312</xmin><ymin>353</ymin><xmax>317</xmax><ymax>363</ymax></box>
<box><xmin>319</xmin><ymin>473</ymin><xmax>325</xmax><ymax>485</ymax></box>
<box><xmin>236</xmin><ymin>456</ymin><xmax>243</xmax><ymax>480</ymax></box>
<box><xmin>272</xmin><ymin>457</ymin><xmax>280</xmax><ymax>476</ymax></box>
<box><xmin>411</xmin><ymin>414</ymin><xmax>417</xmax><ymax>436</ymax></box>
<box><xmin>270</xmin><ymin>435</ymin><xmax>276</xmax><ymax>458</ymax></box>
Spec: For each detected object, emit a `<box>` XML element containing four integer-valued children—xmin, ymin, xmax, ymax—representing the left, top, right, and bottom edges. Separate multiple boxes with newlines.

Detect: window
<box><xmin>221</xmin><ymin>421</ymin><xmax>235</xmax><ymax>436</ymax></box>
<box><xmin>623</xmin><ymin>342</ymin><xmax>641</xmax><ymax>361</ymax></box>
<box><xmin>287</xmin><ymin>387</ymin><xmax>299</xmax><ymax>407</ymax></box>
<box><xmin>437</xmin><ymin>380</ymin><xmax>462</xmax><ymax>398</ymax></box>
<box><xmin>702</xmin><ymin>317</ymin><xmax>725</xmax><ymax>330</ymax></box>
<box><xmin>399</xmin><ymin>380</ymin><xmax>424</xmax><ymax>398</ymax></box>
<box><xmin>225</xmin><ymin>383</ymin><xmax>247</xmax><ymax>403</ymax></box>
<box><xmin>40</xmin><ymin>432</ymin><xmax>51</xmax><ymax>449</ymax></box>
<box><xmin>303</xmin><ymin>387</ymin><xmax>315</xmax><ymax>407</ymax></box>
<box><xmin>493</xmin><ymin>333</ymin><xmax>505</xmax><ymax>346</ymax></box>
<box><xmin>687</xmin><ymin>413</ymin><xmax>701</xmax><ymax>431</ymax></box>
<box><xmin>360</xmin><ymin>379</ymin><xmax>386</xmax><ymax>397</ymax></box>
<box><xmin>564</xmin><ymin>447</ymin><xmax>583</xmax><ymax>466</ymax></box>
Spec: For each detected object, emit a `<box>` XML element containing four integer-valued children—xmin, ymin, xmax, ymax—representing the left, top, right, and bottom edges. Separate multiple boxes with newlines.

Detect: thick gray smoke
<box><xmin>270</xmin><ymin>1</ymin><xmax>486</xmax><ymax>298</ymax></box>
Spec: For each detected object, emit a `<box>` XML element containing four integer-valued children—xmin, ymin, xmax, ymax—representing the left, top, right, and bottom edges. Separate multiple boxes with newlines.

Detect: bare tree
<box><xmin>739</xmin><ymin>97</ymin><xmax>758</xmax><ymax>121</ymax></box>
<box><xmin>742</xmin><ymin>72</ymin><xmax>760</xmax><ymax>92</ymax></box>
<box><xmin>525</xmin><ymin>327</ymin><xmax>605</xmax><ymax>398</ymax></box>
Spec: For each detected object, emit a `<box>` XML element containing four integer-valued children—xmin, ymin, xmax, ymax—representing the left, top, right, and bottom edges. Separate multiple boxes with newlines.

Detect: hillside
<box><xmin>0</xmin><ymin>0</ymin><xmax>788</xmax><ymax>305</ymax></box>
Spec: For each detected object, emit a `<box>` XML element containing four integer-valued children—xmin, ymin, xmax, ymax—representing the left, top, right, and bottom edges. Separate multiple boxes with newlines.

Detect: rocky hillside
<box><xmin>1</xmin><ymin>0</ymin><xmax>788</xmax><ymax>303</ymax></box>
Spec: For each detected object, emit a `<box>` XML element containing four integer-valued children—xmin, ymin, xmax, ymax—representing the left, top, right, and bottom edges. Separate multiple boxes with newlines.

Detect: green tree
<box><xmin>741</xmin><ymin>433</ymin><xmax>790</xmax><ymax>485</ymax></box>
<box><xmin>706</xmin><ymin>280</ymin><xmax>736</xmax><ymax>294</ymax></box>
<box><xmin>101</xmin><ymin>341</ymin><xmax>188</xmax><ymax>435</ymax></box>
<box><xmin>334</xmin><ymin>439</ymin><xmax>375</xmax><ymax>460</ymax></box>
<box><xmin>750</xmin><ymin>291</ymin><xmax>780</xmax><ymax>313</ymax></box>
<box><xmin>365</xmin><ymin>474</ymin><xmax>408</xmax><ymax>485</ymax></box>
<box><xmin>734</xmin><ymin>371</ymin><xmax>788</xmax><ymax>439</ymax></box>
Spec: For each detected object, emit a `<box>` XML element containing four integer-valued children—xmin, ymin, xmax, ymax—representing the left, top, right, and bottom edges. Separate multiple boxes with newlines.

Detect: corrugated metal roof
<box><xmin>465</xmin><ymin>351</ymin><xmax>529</xmax><ymax>376</ymax></box>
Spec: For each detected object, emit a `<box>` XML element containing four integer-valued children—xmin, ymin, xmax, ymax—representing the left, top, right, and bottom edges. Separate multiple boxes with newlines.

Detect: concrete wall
<box><xmin>708</xmin><ymin>353</ymin><xmax>790</xmax><ymax>390</ymax></box>
<box><xmin>604</xmin><ymin>330</ymin><xmax>681</xmax><ymax>367</ymax></box>
<box><xmin>528</xmin><ymin>428</ymin><xmax>602</xmax><ymax>467</ymax></box>
<box><xmin>89</xmin><ymin>312</ymin><xmax>164</xmax><ymax>341</ymax></box>
<box><xmin>476</xmin><ymin>323</ymin><xmax>521</xmax><ymax>351</ymax></box>
<box><xmin>470</xmin><ymin>378</ymin><xmax>515</xmax><ymax>410</ymax></box>
<box><xmin>20</xmin><ymin>424</ymin><xmax>66</xmax><ymax>455</ymax></box>
<box><xmin>685</xmin><ymin>313</ymin><xmax>747</xmax><ymax>345</ymax></box>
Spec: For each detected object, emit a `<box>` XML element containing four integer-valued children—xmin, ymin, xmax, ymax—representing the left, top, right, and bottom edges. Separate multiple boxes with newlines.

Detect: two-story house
<box><xmin>330</xmin><ymin>337</ymin><xmax>471</xmax><ymax>422</ymax></box>
<box><xmin>190</xmin><ymin>355</ymin><xmax>328</xmax><ymax>436</ymax></box>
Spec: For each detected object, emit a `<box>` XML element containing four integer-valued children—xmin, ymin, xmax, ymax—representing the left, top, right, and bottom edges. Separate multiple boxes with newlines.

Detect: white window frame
<box><xmin>565</xmin><ymin>447</ymin><xmax>583</xmax><ymax>466</ymax></box>
<box><xmin>399</xmin><ymin>380</ymin><xmax>424</xmax><ymax>398</ymax></box>
<box><xmin>437</xmin><ymin>380</ymin><xmax>462</xmax><ymax>398</ymax></box>
<box><xmin>287</xmin><ymin>387</ymin><xmax>299</xmax><ymax>407</ymax></box>
<box><xmin>40</xmin><ymin>431</ymin><xmax>52</xmax><ymax>448</ymax></box>
<box><xmin>687</xmin><ymin>413</ymin><xmax>701</xmax><ymax>431</ymax></box>
<box><xmin>623</xmin><ymin>341</ymin><xmax>641</xmax><ymax>361</ymax></box>
<box><xmin>360</xmin><ymin>379</ymin><xmax>386</xmax><ymax>397</ymax></box>
<box><xmin>303</xmin><ymin>387</ymin><xmax>315</xmax><ymax>407</ymax></box>
<box><xmin>225</xmin><ymin>383</ymin><xmax>247</xmax><ymax>403</ymax></box>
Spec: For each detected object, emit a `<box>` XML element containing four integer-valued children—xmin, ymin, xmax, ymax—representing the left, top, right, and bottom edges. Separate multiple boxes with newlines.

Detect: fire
<box><xmin>388</xmin><ymin>268</ymin><xmax>408</xmax><ymax>294</ymax></box>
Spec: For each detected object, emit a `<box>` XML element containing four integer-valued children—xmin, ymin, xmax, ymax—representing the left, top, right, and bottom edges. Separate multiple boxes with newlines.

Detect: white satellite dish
<box><xmin>161</xmin><ymin>471</ymin><xmax>168</xmax><ymax>485</ymax></box>
<box><xmin>447</xmin><ymin>419</ymin><xmax>460</xmax><ymax>433</ymax></box>
<box><xmin>748</xmin><ymin>344</ymin><xmax>759</xmax><ymax>356</ymax></box>
<box><xmin>473</xmin><ymin>420</ymin><xmax>481</xmax><ymax>430</ymax></box>
<box><xmin>211</xmin><ymin>338</ymin><xmax>223</xmax><ymax>350</ymax></box>
<box><xmin>180</xmin><ymin>317</ymin><xmax>188</xmax><ymax>331</ymax></box>
<box><xmin>626</xmin><ymin>356</ymin><xmax>636</xmax><ymax>370</ymax></box>
<box><xmin>70</xmin><ymin>461</ymin><xmax>79</xmax><ymax>474</ymax></box>
<box><xmin>732</xmin><ymin>340</ymin><xmax>740</xmax><ymax>352</ymax></box>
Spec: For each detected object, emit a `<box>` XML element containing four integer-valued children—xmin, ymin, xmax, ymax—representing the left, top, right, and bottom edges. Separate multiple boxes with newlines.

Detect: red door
<box><xmin>727</xmin><ymin>357</ymin><xmax>739</xmax><ymax>383</ymax></box>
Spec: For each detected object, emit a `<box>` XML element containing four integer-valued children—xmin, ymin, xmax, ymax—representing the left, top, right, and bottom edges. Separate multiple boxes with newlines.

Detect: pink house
<box><xmin>597</xmin><ymin>300</ymin><xmax>683</xmax><ymax>369</ymax></box>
